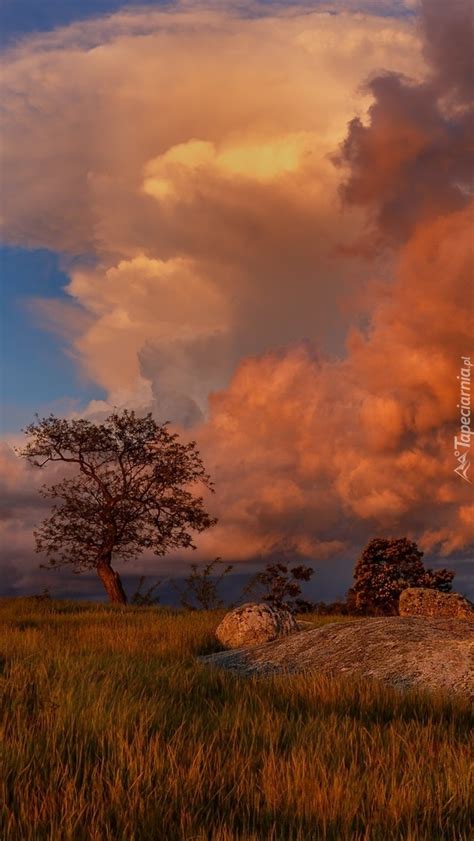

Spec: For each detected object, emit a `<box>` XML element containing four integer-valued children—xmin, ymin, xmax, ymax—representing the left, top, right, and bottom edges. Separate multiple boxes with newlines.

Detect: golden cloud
<box><xmin>1</xmin><ymin>1</ymin><xmax>472</xmax><ymax>580</ymax></box>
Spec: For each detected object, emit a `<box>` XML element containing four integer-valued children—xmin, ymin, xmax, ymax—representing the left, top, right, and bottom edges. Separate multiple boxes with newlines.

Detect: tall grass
<box><xmin>0</xmin><ymin>599</ymin><xmax>472</xmax><ymax>840</ymax></box>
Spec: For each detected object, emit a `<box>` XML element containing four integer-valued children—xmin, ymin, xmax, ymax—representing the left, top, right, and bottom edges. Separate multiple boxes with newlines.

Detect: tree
<box><xmin>349</xmin><ymin>537</ymin><xmax>454</xmax><ymax>615</ymax></box>
<box><xmin>19</xmin><ymin>411</ymin><xmax>216</xmax><ymax>605</ymax></box>
<box><xmin>244</xmin><ymin>562</ymin><xmax>314</xmax><ymax>612</ymax></box>
<box><xmin>172</xmin><ymin>558</ymin><xmax>233</xmax><ymax>610</ymax></box>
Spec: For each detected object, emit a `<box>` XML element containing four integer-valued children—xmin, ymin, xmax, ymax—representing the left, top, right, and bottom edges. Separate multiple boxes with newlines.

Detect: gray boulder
<box><xmin>399</xmin><ymin>588</ymin><xmax>474</xmax><ymax>620</ymax></box>
<box><xmin>216</xmin><ymin>602</ymin><xmax>298</xmax><ymax>649</ymax></box>
<box><xmin>203</xmin><ymin>617</ymin><xmax>474</xmax><ymax>695</ymax></box>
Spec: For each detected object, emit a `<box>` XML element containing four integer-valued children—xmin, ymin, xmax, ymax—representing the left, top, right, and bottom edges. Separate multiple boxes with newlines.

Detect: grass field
<box><xmin>0</xmin><ymin>598</ymin><xmax>472</xmax><ymax>841</ymax></box>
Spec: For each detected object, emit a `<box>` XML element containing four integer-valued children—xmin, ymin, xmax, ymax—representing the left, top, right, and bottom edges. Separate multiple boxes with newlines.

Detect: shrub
<box><xmin>349</xmin><ymin>537</ymin><xmax>454</xmax><ymax>615</ymax></box>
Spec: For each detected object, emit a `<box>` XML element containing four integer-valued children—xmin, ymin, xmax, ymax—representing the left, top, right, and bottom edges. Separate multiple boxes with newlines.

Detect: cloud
<box><xmin>0</xmin><ymin>6</ymin><xmax>421</xmax><ymax>255</ymax></box>
<box><xmin>335</xmin><ymin>0</ymin><xmax>473</xmax><ymax>248</ymax></box>
<box><xmin>420</xmin><ymin>0</ymin><xmax>473</xmax><ymax>101</ymax></box>
<box><xmin>195</xmin><ymin>202</ymin><xmax>473</xmax><ymax>562</ymax></box>
<box><xmin>142</xmin><ymin>134</ymin><xmax>312</xmax><ymax>199</ymax></box>
<box><xmin>0</xmin><ymin>3</ymin><xmax>423</xmax><ymax>421</ymax></box>
<box><xmin>67</xmin><ymin>255</ymin><xmax>229</xmax><ymax>414</ymax></box>
<box><xmin>336</xmin><ymin>73</ymin><xmax>473</xmax><ymax>247</ymax></box>
<box><xmin>0</xmin><ymin>1</ymin><xmax>472</xmax><ymax>595</ymax></box>
<box><xmin>190</xmin><ymin>0</ymin><xmax>474</xmax><ymax>564</ymax></box>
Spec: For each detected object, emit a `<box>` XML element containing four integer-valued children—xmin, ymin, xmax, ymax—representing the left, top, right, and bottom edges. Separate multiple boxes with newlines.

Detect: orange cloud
<box><xmin>196</xmin><ymin>203</ymin><xmax>474</xmax><ymax>561</ymax></box>
<box><xmin>0</xmin><ymin>5</ymin><xmax>423</xmax><ymax>420</ymax></box>
<box><xmin>0</xmin><ymin>1</ymin><xmax>472</xmax><ymax>593</ymax></box>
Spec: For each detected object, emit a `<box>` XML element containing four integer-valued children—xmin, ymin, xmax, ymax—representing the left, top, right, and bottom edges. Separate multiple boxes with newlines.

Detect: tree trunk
<box><xmin>96</xmin><ymin>556</ymin><xmax>128</xmax><ymax>605</ymax></box>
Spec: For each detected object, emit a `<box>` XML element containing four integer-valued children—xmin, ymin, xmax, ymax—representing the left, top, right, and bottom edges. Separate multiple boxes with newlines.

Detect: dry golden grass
<box><xmin>0</xmin><ymin>598</ymin><xmax>472</xmax><ymax>840</ymax></box>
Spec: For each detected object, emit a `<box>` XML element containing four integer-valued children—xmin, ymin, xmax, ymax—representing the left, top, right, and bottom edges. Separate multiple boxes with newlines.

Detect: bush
<box><xmin>244</xmin><ymin>562</ymin><xmax>314</xmax><ymax>612</ymax></box>
<box><xmin>349</xmin><ymin>537</ymin><xmax>454</xmax><ymax>615</ymax></box>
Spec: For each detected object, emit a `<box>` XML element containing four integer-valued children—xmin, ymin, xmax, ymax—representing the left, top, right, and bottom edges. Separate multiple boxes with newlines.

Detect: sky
<box><xmin>0</xmin><ymin>0</ymin><xmax>473</xmax><ymax>601</ymax></box>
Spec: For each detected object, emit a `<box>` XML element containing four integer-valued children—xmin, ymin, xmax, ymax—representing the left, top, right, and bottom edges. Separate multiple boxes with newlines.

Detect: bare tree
<box><xmin>244</xmin><ymin>562</ymin><xmax>314</xmax><ymax>612</ymax></box>
<box><xmin>130</xmin><ymin>576</ymin><xmax>163</xmax><ymax>607</ymax></box>
<box><xmin>19</xmin><ymin>411</ymin><xmax>216</xmax><ymax>605</ymax></box>
<box><xmin>172</xmin><ymin>558</ymin><xmax>233</xmax><ymax>610</ymax></box>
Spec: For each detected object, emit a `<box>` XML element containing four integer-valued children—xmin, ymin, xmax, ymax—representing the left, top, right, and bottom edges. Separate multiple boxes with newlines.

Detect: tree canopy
<box><xmin>350</xmin><ymin>537</ymin><xmax>454</xmax><ymax>615</ymax></box>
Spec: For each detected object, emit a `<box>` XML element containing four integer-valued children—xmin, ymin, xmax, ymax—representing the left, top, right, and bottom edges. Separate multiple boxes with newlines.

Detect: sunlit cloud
<box><xmin>0</xmin><ymin>0</ymin><xmax>472</xmax><ymax>596</ymax></box>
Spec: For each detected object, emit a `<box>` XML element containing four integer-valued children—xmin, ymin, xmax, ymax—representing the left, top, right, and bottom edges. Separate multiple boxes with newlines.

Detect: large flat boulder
<box><xmin>203</xmin><ymin>617</ymin><xmax>474</xmax><ymax>695</ymax></box>
<box><xmin>399</xmin><ymin>588</ymin><xmax>474</xmax><ymax>620</ymax></box>
<box><xmin>215</xmin><ymin>602</ymin><xmax>298</xmax><ymax>649</ymax></box>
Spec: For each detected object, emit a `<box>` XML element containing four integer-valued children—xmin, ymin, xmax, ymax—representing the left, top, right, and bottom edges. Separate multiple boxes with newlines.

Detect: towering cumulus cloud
<box><xmin>195</xmin><ymin>0</ymin><xmax>474</xmax><ymax>567</ymax></box>
<box><xmin>0</xmin><ymin>4</ymin><xmax>422</xmax><ymax>418</ymax></box>
<box><xmin>0</xmin><ymin>1</ymin><xmax>472</xmax><ymax>595</ymax></box>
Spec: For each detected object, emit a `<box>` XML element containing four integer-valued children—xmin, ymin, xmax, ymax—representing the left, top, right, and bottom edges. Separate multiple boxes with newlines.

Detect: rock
<box><xmin>399</xmin><ymin>588</ymin><xmax>474</xmax><ymax>620</ymax></box>
<box><xmin>296</xmin><ymin>620</ymin><xmax>314</xmax><ymax>631</ymax></box>
<box><xmin>215</xmin><ymin>602</ymin><xmax>298</xmax><ymax>649</ymax></box>
<box><xmin>203</xmin><ymin>617</ymin><xmax>474</xmax><ymax>695</ymax></box>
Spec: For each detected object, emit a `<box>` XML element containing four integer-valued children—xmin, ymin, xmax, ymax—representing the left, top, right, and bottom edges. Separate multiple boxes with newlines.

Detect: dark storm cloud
<box><xmin>421</xmin><ymin>0</ymin><xmax>474</xmax><ymax>101</ymax></box>
<box><xmin>336</xmin><ymin>0</ymin><xmax>473</xmax><ymax>246</ymax></box>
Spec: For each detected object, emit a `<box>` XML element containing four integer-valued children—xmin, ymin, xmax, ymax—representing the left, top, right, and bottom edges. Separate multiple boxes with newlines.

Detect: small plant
<box><xmin>172</xmin><ymin>558</ymin><xmax>233</xmax><ymax>610</ymax></box>
<box><xmin>244</xmin><ymin>562</ymin><xmax>314</xmax><ymax>612</ymax></box>
<box><xmin>130</xmin><ymin>576</ymin><xmax>163</xmax><ymax>607</ymax></box>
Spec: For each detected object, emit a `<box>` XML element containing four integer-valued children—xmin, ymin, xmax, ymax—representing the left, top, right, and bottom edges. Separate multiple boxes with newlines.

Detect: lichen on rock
<box><xmin>399</xmin><ymin>588</ymin><xmax>474</xmax><ymax>620</ymax></box>
<box><xmin>215</xmin><ymin>602</ymin><xmax>298</xmax><ymax>649</ymax></box>
<box><xmin>203</xmin><ymin>617</ymin><xmax>474</xmax><ymax>696</ymax></box>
